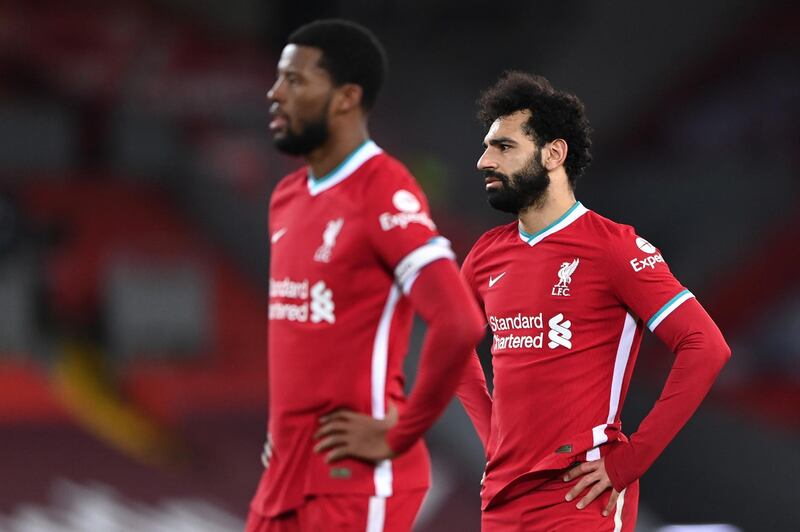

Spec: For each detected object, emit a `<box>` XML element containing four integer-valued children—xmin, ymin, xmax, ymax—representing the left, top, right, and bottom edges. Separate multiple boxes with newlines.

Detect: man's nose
<box><xmin>267</xmin><ymin>79</ymin><xmax>284</xmax><ymax>102</ymax></box>
<box><xmin>477</xmin><ymin>150</ymin><xmax>497</xmax><ymax>171</ymax></box>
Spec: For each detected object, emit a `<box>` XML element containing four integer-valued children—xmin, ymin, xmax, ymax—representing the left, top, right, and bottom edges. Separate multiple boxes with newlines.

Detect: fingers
<box><xmin>563</xmin><ymin>461</ymin><xmax>596</xmax><ymax>482</ymax></box>
<box><xmin>314</xmin><ymin>408</ymin><xmax>389</xmax><ymax>464</ymax></box>
<box><xmin>576</xmin><ymin>481</ymin><xmax>609</xmax><ymax>510</ymax></box>
<box><xmin>565</xmin><ymin>472</ymin><xmax>596</xmax><ymax>502</ymax></box>
<box><xmin>260</xmin><ymin>436</ymin><xmax>273</xmax><ymax>468</ymax></box>
<box><xmin>603</xmin><ymin>490</ymin><xmax>619</xmax><ymax>517</ymax></box>
<box><xmin>565</xmin><ymin>473</ymin><xmax>613</xmax><ymax>512</ymax></box>
<box><xmin>313</xmin><ymin>430</ymin><xmax>357</xmax><ymax>463</ymax></box>
<box><xmin>386</xmin><ymin>402</ymin><xmax>399</xmax><ymax>425</ymax></box>
<box><xmin>319</xmin><ymin>409</ymin><xmax>356</xmax><ymax>424</ymax></box>
<box><xmin>564</xmin><ymin>461</ymin><xmax>613</xmax><ymax>512</ymax></box>
<box><xmin>313</xmin><ymin>420</ymin><xmax>347</xmax><ymax>440</ymax></box>
<box><xmin>313</xmin><ymin>434</ymin><xmax>346</xmax><ymax>453</ymax></box>
<box><xmin>325</xmin><ymin>445</ymin><xmax>352</xmax><ymax>463</ymax></box>
<box><xmin>261</xmin><ymin>447</ymin><xmax>272</xmax><ymax>467</ymax></box>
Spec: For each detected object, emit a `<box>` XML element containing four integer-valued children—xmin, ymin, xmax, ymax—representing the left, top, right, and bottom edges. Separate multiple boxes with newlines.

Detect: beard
<box><xmin>485</xmin><ymin>151</ymin><xmax>550</xmax><ymax>214</ymax></box>
<box><xmin>272</xmin><ymin>99</ymin><xmax>331</xmax><ymax>156</ymax></box>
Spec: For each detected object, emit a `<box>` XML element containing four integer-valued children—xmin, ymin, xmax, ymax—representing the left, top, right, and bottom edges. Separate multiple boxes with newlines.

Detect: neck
<box><xmin>306</xmin><ymin>121</ymin><xmax>369</xmax><ymax>179</ymax></box>
<box><xmin>518</xmin><ymin>181</ymin><xmax>577</xmax><ymax>235</ymax></box>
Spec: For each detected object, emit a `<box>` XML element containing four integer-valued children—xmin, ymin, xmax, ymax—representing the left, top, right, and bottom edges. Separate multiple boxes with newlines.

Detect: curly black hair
<box><xmin>477</xmin><ymin>71</ymin><xmax>592</xmax><ymax>187</ymax></box>
<box><xmin>289</xmin><ymin>19</ymin><xmax>388</xmax><ymax>112</ymax></box>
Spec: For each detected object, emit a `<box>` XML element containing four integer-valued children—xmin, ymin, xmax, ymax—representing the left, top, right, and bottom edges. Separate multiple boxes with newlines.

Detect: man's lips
<box><xmin>269</xmin><ymin>102</ymin><xmax>288</xmax><ymax>132</ymax></box>
<box><xmin>485</xmin><ymin>175</ymin><xmax>503</xmax><ymax>190</ymax></box>
<box><xmin>269</xmin><ymin>114</ymin><xmax>288</xmax><ymax>132</ymax></box>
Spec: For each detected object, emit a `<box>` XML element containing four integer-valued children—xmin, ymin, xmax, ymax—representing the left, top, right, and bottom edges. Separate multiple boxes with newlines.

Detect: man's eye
<box><xmin>499</xmin><ymin>144</ymin><xmax>511</xmax><ymax>152</ymax></box>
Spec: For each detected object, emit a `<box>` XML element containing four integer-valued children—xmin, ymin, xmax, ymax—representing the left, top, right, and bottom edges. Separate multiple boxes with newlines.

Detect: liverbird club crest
<box><xmin>552</xmin><ymin>258</ymin><xmax>579</xmax><ymax>297</ymax></box>
<box><xmin>314</xmin><ymin>218</ymin><xmax>344</xmax><ymax>263</ymax></box>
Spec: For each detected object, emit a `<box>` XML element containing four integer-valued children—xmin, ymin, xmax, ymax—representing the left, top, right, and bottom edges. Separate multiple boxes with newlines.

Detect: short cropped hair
<box><xmin>289</xmin><ymin>19</ymin><xmax>388</xmax><ymax>111</ymax></box>
<box><xmin>477</xmin><ymin>71</ymin><xmax>593</xmax><ymax>186</ymax></box>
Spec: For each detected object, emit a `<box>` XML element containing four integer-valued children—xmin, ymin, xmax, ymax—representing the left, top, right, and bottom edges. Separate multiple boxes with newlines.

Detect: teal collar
<box><xmin>307</xmin><ymin>140</ymin><xmax>382</xmax><ymax>196</ymax></box>
<box><xmin>518</xmin><ymin>201</ymin><xmax>588</xmax><ymax>246</ymax></box>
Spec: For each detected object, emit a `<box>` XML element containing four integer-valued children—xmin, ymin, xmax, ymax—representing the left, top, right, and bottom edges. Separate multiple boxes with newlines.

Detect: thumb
<box><xmin>386</xmin><ymin>402</ymin><xmax>399</xmax><ymax>426</ymax></box>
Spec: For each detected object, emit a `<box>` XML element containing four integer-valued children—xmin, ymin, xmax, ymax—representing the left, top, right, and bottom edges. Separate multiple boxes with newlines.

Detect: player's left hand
<box><xmin>563</xmin><ymin>458</ymin><xmax>620</xmax><ymax>516</ymax></box>
<box><xmin>313</xmin><ymin>404</ymin><xmax>398</xmax><ymax>463</ymax></box>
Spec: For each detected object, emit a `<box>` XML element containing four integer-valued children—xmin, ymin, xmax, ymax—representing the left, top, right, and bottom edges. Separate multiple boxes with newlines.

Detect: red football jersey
<box><xmin>250</xmin><ymin>140</ymin><xmax>455</xmax><ymax>517</ymax></box>
<box><xmin>460</xmin><ymin>202</ymin><xmax>694</xmax><ymax>508</ymax></box>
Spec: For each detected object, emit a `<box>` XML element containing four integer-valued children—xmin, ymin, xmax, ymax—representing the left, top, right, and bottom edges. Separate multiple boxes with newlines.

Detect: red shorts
<box><xmin>245</xmin><ymin>490</ymin><xmax>427</xmax><ymax>532</ymax></box>
<box><xmin>481</xmin><ymin>476</ymin><xmax>639</xmax><ymax>531</ymax></box>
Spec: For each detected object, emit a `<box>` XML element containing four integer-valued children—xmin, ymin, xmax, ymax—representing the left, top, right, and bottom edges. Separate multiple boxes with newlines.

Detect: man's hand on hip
<box><xmin>313</xmin><ymin>404</ymin><xmax>398</xmax><ymax>463</ymax></box>
<box><xmin>563</xmin><ymin>458</ymin><xmax>620</xmax><ymax>517</ymax></box>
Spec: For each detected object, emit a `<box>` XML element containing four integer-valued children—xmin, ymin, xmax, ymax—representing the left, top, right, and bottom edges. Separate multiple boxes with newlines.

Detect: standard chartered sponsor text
<box><xmin>495</xmin><ymin>331</ymin><xmax>545</xmax><ymax>349</ymax></box>
<box><xmin>269</xmin><ymin>301</ymin><xmax>309</xmax><ymax>321</ymax></box>
<box><xmin>269</xmin><ymin>278</ymin><xmax>335</xmax><ymax>324</ymax></box>
<box><xmin>489</xmin><ymin>312</ymin><xmax>544</xmax><ymax>332</ymax></box>
<box><xmin>270</xmin><ymin>277</ymin><xmax>309</xmax><ymax>299</ymax></box>
<box><xmin>490</xmin><ymin>312</ymin><xmax>545</xmax><ymax>350</ymax></box>
<box><xmin>490</xmin><ymin>312</ymin><xmax>572</xmax><ymax>351</ymax></box>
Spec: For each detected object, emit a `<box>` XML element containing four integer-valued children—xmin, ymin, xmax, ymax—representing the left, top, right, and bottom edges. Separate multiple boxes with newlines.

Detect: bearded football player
<box><xmin>247</xmin><ymin>20</ymin><xmax>484</xmax><ymax>532</ymax></box>
<box><xmin>456</xmin><ymin>72</ymin><xmax>731</xmax><ymax>531</ymax></box>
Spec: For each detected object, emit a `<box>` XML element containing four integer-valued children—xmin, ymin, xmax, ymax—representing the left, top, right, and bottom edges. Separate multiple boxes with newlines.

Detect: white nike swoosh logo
<box><xmin>271</xmin><ymin>228</ymin><xmax>288</xmax><ymax>244</ymax></box>
<box><xmin>489</xmin><ymin>272</ymin><xmax>506</xmax><ymax>287</ymax></box>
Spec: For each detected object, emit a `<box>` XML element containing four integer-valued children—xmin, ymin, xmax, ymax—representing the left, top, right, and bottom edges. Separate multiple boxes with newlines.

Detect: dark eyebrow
<box><xmin>277</xmin><ymin>66</ymin><xmax>302</xmax><ymax>76</ymax></box>
<box><xmin>482</xmin><ymin>137</ymin><xmax>518</xmax><ymax>149</ymax></box>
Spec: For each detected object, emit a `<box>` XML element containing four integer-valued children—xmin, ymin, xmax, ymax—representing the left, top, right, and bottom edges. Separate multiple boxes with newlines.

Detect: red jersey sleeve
<box><xmin>455</xmin><ymin>246</ymin><xmax>493</xmax><ymax>450</ymax></box>
<box><xmin>363</xmin><ymin>173</ymin><xmax>455</xmax><ymax>294</ymax></box>
<box><xmin>459</xmin><ymin>245</ymin><xmax>486</xmax><ymax>315</ymax></box>
<box><xmin>604</xmin><ymin>299</ymin><xmax>731</xmax><ymax>490</ymax></box>
<box><xmin>385</xmin><ymin>259</ymin><xmax>485</xmax><ymax>453</ymax></box>
<box><xmin>607</xmin><ymin>230</ymin><xmax>693</xmax><ymax>331</ymax></box>
<box><xmin>604</xmin><ymin>228</ymin><xmax>731</xmax><ymax>489</ymax></box>
<box><xmin>361</xmin><ymin>164</ymin><xmax>482</xmax><ymax>453</ymax></box>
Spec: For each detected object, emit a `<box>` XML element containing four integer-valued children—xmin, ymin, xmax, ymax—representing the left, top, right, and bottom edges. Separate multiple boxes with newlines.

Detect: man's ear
<box><xmin>543</xmin><ymin>138</ymin><xmax>568</xmax><ymax>170</ymax></box>
<box><xmin>331</xmin><ymin>83</ymin><xmax>363</xmax><ymax>115</ymax></box>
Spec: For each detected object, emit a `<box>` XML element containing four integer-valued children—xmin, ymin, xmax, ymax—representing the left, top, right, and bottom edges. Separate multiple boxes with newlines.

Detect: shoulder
<box><xmin>367</xmin><ymin>151</ymin><xmax>410</xmax><ymax>176</ymax></box>
<box><xmin>477</xmin><ymin>222</ymin><xmax>518</xmax><ymax>246</ymax></box>
<box><xmin>579</xmin><ymin>209</ymin><xmax>662</xmax><ymax>269</ymax></box>
<box><xmin>361</xmin><ymin>152</ymin><xmax>426</xmax><ymax>198</ymax></box>
<box><xmin>577</xmin><ymin>209</ymin><xmax>637</xmax><ymax>241</ymax></box>
<box><xmin>356</xmin><ymin>152</ymin><xmax>434</xmax><ymax>220</ymax></box>
<box><xmin>464</xmin><ymin>222</ymin><xmax>517</xmax><ymax>265</ymax></box>
<box><xmin>574</xmin><ymin>209</ymin><xmax>646</xmax><ymax>254</ymax></box>
<box><xmin>270</xmin><ymin>168</ymin><xmax>306</xmax><ymax>206</ymax></box>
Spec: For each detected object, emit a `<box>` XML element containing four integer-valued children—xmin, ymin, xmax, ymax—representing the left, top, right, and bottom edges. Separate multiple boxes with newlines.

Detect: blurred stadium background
<box><xmin>0</xmin><ymin>0</ymin><xmax>798</xmax><ymax>530</ymax></box>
